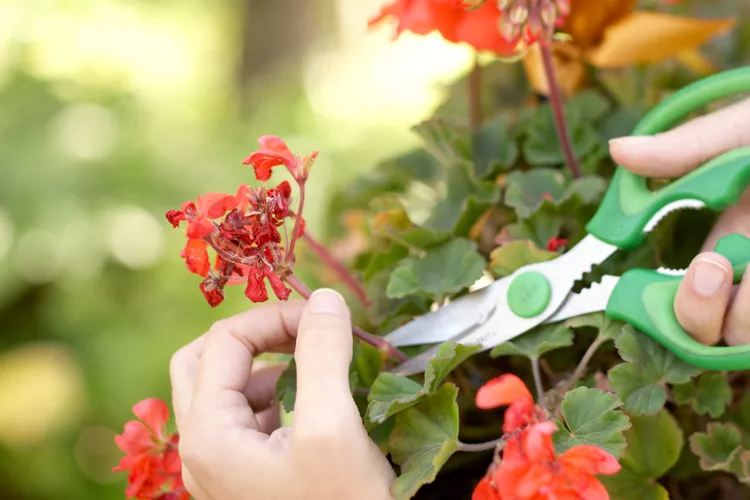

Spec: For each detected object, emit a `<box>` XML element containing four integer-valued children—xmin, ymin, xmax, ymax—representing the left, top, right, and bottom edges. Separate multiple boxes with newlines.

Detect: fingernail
<box><xmin>692</xmin><ymin>258</ymin><xmax>729</xmax><ymax>296</ymax></box>
<box><xmin>609</xmin><ymin>136</ymin><xmax>653</xmax><ymax>146</ymax></box>
<box><xmin>308</xmin><ymin>289</ymin><xmax>348</xmax><ymax>317</ymax></box>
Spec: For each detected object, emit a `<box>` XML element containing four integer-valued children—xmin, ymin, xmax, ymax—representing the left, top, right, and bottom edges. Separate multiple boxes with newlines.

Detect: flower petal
<box><xmin>472</xmin><ymin>475</ymin><xmax>502</xmax><ymax>500</ymax></box>
<box><xmin>165</xmin><ymin>210</ymin><xmax>186</xmax><ymax>228</ymax></box>
<box><xmin>522</xmin><ymin>421</ymin><xmax>557</xmax><ymax>463</ymax></box>
<box><xmin>475</xmin><ymin>374</ymin><xmax>534</xmax><ymax>409</ymax></box>
<box><xmin>245</xmin><ymin>266</ymin><xmax>269</xmax><ymax>303</ymax></box>
<box><xmin>133</xmin><ymin>398</ymin><xmax>170</xmax><ymax>438</ymax></box>
<box><xmin>180</xmin><ymin>239</ymin><xmax>210</xmax><ymax>277</ymax></box>
<box><xmin>114</xmin><ymin>421</ymin><xmax>153</xmax><ymax>456</ymax></box>
<box><xmin>196</xmin><ymin>193</ymin><xmax>238</xmax><ymax>219</ymax></box>
<box><xmin>559</xmin><ymin>444</ymin><xmax>621</xmax><ymax>476</ymax></box>
<box><xmin>186</xmin><ymin>216</ymin><xmax>215</xmax><ymax>239</ymax></box>
<box><xmin>264</xmin><ymin>267</ymin><xmax>292</xmax><ymax>301</ymax></box>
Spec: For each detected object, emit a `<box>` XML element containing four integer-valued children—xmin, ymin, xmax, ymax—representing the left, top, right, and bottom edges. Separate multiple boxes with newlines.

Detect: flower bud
<box><xmin>509</xmin><ymin>3</ymin><xmax>528</xmax><ymax>24</ymax></box>
<box><xmin>540</xmin><ymin>2</ymin><xmax>558</xmax><ymax>28</ymax></box>
<box><xmin>497</xmin><ymin>0</ymin><xmax>514</xmax><ymax>9</ymax></box>
<box><xmin>499</xmin><ymin>18</ymin><xmax>522</xmax><ymax>42</ymax></box>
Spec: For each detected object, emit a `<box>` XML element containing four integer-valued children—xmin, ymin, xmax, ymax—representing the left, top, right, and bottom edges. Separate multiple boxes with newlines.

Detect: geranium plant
<box><xmin>114</xmin><ymin>0</ymin><xmax>750</xmax><ymax>498</ymax></box>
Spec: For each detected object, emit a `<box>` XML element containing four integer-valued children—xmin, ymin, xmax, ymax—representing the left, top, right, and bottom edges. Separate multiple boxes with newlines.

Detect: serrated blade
<box><xmin>543</xmin><ymin>275</ymin><xmax>620</xmax><ymax>324</ymax></box>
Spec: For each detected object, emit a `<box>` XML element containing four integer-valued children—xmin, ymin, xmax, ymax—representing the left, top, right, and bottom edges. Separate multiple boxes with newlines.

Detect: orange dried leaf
<box><xmin>585</xmin><ymin>12</ymin><xmax>734</xmax><ymax>68</ymax></box>
<box><xmin>564</xmin><ymin>0</ymin><xmax>637</xmax><ymax>50</ymax></box>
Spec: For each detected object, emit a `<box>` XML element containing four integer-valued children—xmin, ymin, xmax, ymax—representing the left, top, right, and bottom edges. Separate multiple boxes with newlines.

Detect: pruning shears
<box><xmin>385</xmin><ymin>67</ymin><xmax>750</xmax><ymax>377</ymax></box>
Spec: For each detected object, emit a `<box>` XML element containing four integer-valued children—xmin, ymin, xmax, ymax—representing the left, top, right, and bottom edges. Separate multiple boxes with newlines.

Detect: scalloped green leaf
<box><xmin>599</xmin><ymin>466</ymin><xmax>669</xmax><ymax>500</ymax></box>
<box><xmin>672</xmin><ymin>372</ymin><xmax>733</xmax><ymax>418</ymax></box>
<box><xmin>491</xmin><ymin>323</ymin><xmax>574</xmax><ymax>360</ymax></box>
<box><xmin>275</xmin><ymin>359</ymin><xmax>297</xmax><ymax>413</ymax></box>
<box><xmin>366</xmin><ymin>342</ymin><xmax>480</xmax><ymax>424</ymax></box>
<box><xmin>553</xmin><ymin>387</ymin><xmax>630</xmax><ymax>458</ymax></box>
<box><xmin>389</xmin><ymin>384</ymin><xmax>460</xmax><ymax>500</ymax></box>
<box><xmin>689</xmin><ymin>422</ymin><xmax>750</xmax><ymax>484</ymax></box>
<box><xmin>386</xmin><ymin>238</ymin><xmax>486</xmax><ymax>300</ymax></box>
<box><xmin>471</xmin><ymin>113</ymin><xmax>519</xmax><ymax>178</ymax></box>
<box><xmin>620</xmin><ymin>411</ymin><xmax>684</xmax><ymax>478</ymax></box>
<box><xmin>489</xmin><ymin>240</ymin><xmax>558</xmax><ymax>278</ymax></box>
<box><xmin>503</xmin><ymin>169</ymin><xmax>606</xmax><ymax>219</ymax></box>
<box><xmin>608</xmin><ymin>327</ymin><xmax>701</xmax><ymax>415</ymax></box>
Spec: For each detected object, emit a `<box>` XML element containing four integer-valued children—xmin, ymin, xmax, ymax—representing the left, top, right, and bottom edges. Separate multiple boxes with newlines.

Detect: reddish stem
<box><xmin>302</xmin><ymin>232</ymin><xmax>371</xmax><ymax>307</ymax></box>
<box><xmin>284</xmin><ymin>271</ymin><xmax>409</xmax><ymax>362</ymax></box>
<box><xmin>285</xmin><ymin>178</ymin><xmax>306</xmax><ymax>264</ymax></box>
<box><xmin>539</xmin><ymin>37</ymin><xmax>581</xmax><ymax>178</ymax></box>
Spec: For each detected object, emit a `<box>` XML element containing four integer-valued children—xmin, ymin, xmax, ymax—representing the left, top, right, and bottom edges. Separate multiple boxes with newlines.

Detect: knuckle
<box><xmin>169</xmin><ymin>347</ymin><xmax>190</xmax><ymax>378</ymax></box>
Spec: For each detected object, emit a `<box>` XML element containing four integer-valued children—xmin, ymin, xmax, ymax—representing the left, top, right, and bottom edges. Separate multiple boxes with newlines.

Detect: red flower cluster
<box><xmin>113</xmin><ymin>398</ymin><xmax>187</xmax><ymax>500</ymax></box>
<box><xmin>369</xmin><ymin>0</ymin><xmax>570</xmax><ymax>56</ymax></box>
<box><xmin>546</xmin><ymin>236</ymin><xmax>568</xmax><ymax>252</ymax></box>
<box><xmin>473</xmin><ymin>375</ymin><xmax>621</xmax><ymax>499</ymax></box>
<box><xmin>166</xmin><ymin>136</ymin><xmax>317</xmax><ymax>307</ymax></box>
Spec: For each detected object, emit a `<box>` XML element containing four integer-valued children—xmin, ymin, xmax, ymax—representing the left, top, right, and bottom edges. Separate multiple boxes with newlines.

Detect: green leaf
<box><xmin>471</xmin><ymin>113</ymin><xmax>519</xmax><ymax>178</ymax></box>
<box><xmin>386</xmin><ymin>238</ymin><xmax>486</xmax><ymax>300</ymax></box>
<box><xmin>600</xmin><ymin>466</ymin><xmax>669</xmax><ymax>500</ymax></box>
<box><xmin>491</xmin><ymin>323</ymin><xmax>574</xmax><ymax>359</ymax></box>
<box><xmin>671</xmin><ymin>372</ymin><xmax>732</xmax><ymax>418</ymax></box>
<box><xmin>369</xmin><ymin>418</ymin><xmax>396</xmax><ymax>455</ymax></box>
<box><xmin>607</xmin><ymin>327</ymin><xmax>701</xmax><ymax>415</ymax></box>
<box><xmin>495</xmin><ymin>205</ymin><xmax>564</xmax><ymax>249</ymax></box>
<box><xmin>412</xmin><ymin>118</ymin><xmax>470</xmax><ymax>166</ymax></box>
<box><xmin>608</xmin><ymin>364</ymin><xmax>667</xmax><ymax>416</ymax></box>
<box><xmin>363</xmin><ymin>245</ymin><xmax>409</xmax><ymax>282</ymax></box>
<box><xmin>522</xmin><ymin>106</ymin><xmax>602</xmax><ymax>167</ymax></box>
<box><xmin>566</xmin><ymin>176</ymin><xmax>607</xmax><ymax>205</ymax></box>
<box><xmin>689</xmin><ymin>422</ymin><xmax>750</xmax><ymax>484</ymax></box>
<box><xmin>567</xmin><ymin>90</ymin><xmax>612</xmax><ymax>122</ymax></box>
<box><xmin>504</xmin><ymin>169</ymin><xmax>566</xmax><ymax>219</ymax></box>
<box><xmin>553</xmin><ymin>387</ymin><xmax>631</xmax><ymax>458</ymax></box>
<box><xmin>275</xmin><ymin>359</ymin><xmax>297</xmax><ymax>413</ymax></box>
<box><xmin>367</xmin><ymin>343</ymin><xmax>481</xmax><ymax>424</ymax></box>
<box><xmin>389</xmin><ymin>384</ymin><xmax>460</xmax><ymax>500</ymax></box>
<box><xmin>489</xmin><ymin>240</ymin><xmax>558</xmax><ymax>278</ymax></box>
<box><xmin>565</xmin><ymin>312</ymin><xmax>626</xmax><ymax>341</ymax></box>
<box><xmin>371</xmin><ymin>209</ymin><xmax>452</xmax><ymax>251</ymax></box>
<box><xmin>620</xmin><ymin>411</ymin><xmax>684</xmax><ymax>478</ymax></box>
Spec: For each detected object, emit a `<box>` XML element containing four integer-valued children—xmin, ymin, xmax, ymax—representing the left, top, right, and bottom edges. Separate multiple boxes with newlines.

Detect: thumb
<box><xmin>292</xmin><ymin>288</ymin><xmax>361</xmax><ymax>434</ymax></box>
<box><xmin>609</xmin><ymin>97</ymin><xmax>750</xmax><ymax>178</ymax></box>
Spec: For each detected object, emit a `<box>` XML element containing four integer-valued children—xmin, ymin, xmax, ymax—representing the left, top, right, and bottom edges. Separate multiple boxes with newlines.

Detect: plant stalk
<box><xmin>562</xmin><ymin>334</ymin><xmax>607</xmax><ymax>393</ymax></box>
<box><xmin>468</xmin><ymin>54</ymin><xmax>483</xmax><ymax>130</ymax></box>
<box><xmin>301</xmin><ymin>232</ymin><xmax>370</xmax><ymax>307</ymax></box>
<box><xmin>285</xmin><ymin>179</ymin><xmax>307</xmax><ymax>264</ymax></box>
<box><xmin>538</xmin><ymin>37</ymin><xmax>581</xmax><ymax>178</ymax></box>
<box><xmin>284</xmin><ymin>271</ymin><xmax>409</xmax><ymax>362</ymax></box>
<box><xmin>531</xmin><ymin>357</ymin><xmax>547</xmax><ymax>411</ymax></box>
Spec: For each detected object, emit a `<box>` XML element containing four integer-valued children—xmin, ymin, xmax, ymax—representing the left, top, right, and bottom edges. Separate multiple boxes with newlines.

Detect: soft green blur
<box><xmin>0</xmin><ymin>1</ymin><xmax>478</xmax><ymax>498</ymax></box>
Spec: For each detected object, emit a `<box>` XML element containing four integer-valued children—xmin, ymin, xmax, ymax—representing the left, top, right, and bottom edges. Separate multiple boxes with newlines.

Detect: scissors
<box><xmin>386</xmin><ymin>67</ymin><xmax>750</xmax><ymax>377</ymax></box>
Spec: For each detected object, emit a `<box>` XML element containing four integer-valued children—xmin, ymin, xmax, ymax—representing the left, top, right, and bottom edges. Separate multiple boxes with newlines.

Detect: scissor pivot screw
<box><xmin>507</xmin><ymin>271</ymin><xmax>552</xmax><ymax>318</ymax></box>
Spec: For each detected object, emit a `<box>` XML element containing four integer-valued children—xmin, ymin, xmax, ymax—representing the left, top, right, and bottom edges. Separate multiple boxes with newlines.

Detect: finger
<box><xmin>725</xmin><ymin>266</ymin><xmax>750</xmax><ymax>346</ymax></box>
<box><xmin>701</xmin><ymin>188</ymin><xmax>750</xmax><ymax>251</ymax></box>
<box><xmin>187</xmin><ymin>300</ymin><xmax>305</xmax><ymax>426</ymax></box>
<box><xmin>245</xmin><ymin>362</ymin><xmax>287</xmax><ymax>412</ymax></box>
<box><xmin>674</xmin><ymin>252</ymin><xmax>734</xmax><ymax>345</ymax></box>
<box><xmin>256</xmin><ymin>404</ymin><xmax>282</xmax><ymax>435</ymax></box>
<box><xmin>609</xmin><ymin>97</ymin><xmax>750</xmax><ymax>178</ymax></box>
<box><xmin>170</xmin><ymin>334</ymin><xmax>207</xmax><ymax>431</ymax></box>
<box><xmin>292</xmin><ymin>289</ymin><xmax>362</xmax><ymax>438</ymax></box>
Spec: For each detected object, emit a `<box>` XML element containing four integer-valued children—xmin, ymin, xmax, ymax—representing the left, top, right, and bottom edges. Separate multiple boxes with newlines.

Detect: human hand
<box><xmin>169</xmin><ymin>289</ymin><xmax>395</xmax><ymax>500</ymax></box>
<box><xmin>610</xmin><ymin>97</ymin><xmax>750</xmax><ymax>346</ymax></box>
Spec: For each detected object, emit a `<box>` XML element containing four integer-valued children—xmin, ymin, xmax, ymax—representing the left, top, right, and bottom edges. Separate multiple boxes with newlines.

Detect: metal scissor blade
<box><xmin>383</xmin><ymin>278</ymin><xmax>509</xmax><ymax>347</ymax></box>
<box><xmin>543</xmin><ymin>275</ymin><xmax>620</xmax><ymax>324</ymax></box>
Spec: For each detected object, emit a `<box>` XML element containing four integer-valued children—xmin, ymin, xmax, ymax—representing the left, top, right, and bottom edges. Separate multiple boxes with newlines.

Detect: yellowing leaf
<box><xmin>521</xmin><ymin>42</ymin><xmax>588</xmax><ymax>96</ymax></box>
<box><xmin>586</xmin><ymin>12</ymin><xmax>735</xmax><ymax>68</ymax></box>
<box><xmin>564</xmin><ymin>0</ymin><xmax>637</xmax><ymax>50</ymax></box>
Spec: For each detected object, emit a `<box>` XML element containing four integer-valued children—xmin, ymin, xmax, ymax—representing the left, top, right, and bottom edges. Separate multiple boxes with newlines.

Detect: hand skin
<box><xmin>169</xmin><ymin>289</ymin><xmax>395</xmax><ymax>500</ymax></box>
<box><xmin>610</xmin><ymin>97</ymin><xmax>750</xmax><ymax>346</ymax></box>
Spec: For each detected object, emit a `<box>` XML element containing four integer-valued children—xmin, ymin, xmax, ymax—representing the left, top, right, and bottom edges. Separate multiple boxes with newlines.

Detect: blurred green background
<box><xmin>0</xmin><ymin>1</ymin><xmax>481</xmax><ymax>498</ymax></box>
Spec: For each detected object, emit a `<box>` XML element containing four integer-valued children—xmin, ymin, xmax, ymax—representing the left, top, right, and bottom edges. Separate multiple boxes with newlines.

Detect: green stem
<box><xmin>531</xmin><ymin>357</ymin><xmax>547</xmax><ymax>411</ymax></box>
<box><xmin>538</xmin><ymin>37</ymin><xmax>581</xmax><ymax>178</ymax></box>
<box><xmin>563</xmin><ymin>334</ymin><xmax>607</xmax><ymax>392</ymax></box>
<box><xmin>283</xmin><ymin>271</ymin><xmax>409</xmax><ymax>362</ymax></box>
<box><xmin>457</xmin><ymin>437</ymin><xmax>506</xmax><ymax>453</ymax></box>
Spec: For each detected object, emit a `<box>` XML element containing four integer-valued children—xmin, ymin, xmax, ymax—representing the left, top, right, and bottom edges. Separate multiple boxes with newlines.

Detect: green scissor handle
<box><xmin>606</xmin><ymin>234</ymin><xmax>750</xmax><ymax>370</ymax></box>
<box><xmin>587</xmin><ymin>67</ymin><xmax>750</xmax><ymax>249</ymax></box>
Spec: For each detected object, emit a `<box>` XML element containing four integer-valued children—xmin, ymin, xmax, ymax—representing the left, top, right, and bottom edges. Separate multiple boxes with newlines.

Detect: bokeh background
<box><xmin>0</xmin><ymin>0</ymin><xmax>748</xmax><ymax>499</ymax></box>
<box><xmin>0</xmin><ymin>1</ymin><xmax>482</xmax><ymax>498</ymax></box>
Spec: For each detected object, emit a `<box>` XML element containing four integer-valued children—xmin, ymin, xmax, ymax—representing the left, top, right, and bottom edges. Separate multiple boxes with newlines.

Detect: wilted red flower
<box><xmin>166</xmin><ymin>140</ymin><xmax>309</xmax><ymax>307</ymax></box>
<box><xmin>472</xmin><ymin>475</ymin><xmax>502</xmax><ymax>500</ymax></box>
<box><xmin>492</xmin><ymin>421</ymin><xmax>620</xmax><ymax>499</ymax></box>
<box><xmin>475</xmin><ymin>373</ymin><xmax>544</xmax><ymax>433</ymax></box>
<box><xmin>113</xmin><ymin>398</ymin><xmax>188</xmax><ymax>500</ymax></box>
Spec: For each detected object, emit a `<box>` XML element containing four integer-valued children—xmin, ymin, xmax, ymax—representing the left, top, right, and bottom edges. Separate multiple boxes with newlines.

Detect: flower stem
<box><xmin>562</xmin><ymin>334</ymin><xmax>607</xmax><ymax>393</ymax></box>
<box><xmin>468</xmin><ymin>54</ymin><xmax>483</xmax><ymax>131</ymax></box>
<box><xmin>531</xmin><ymin>357</ymin><xmax>547</xmax><ymax>411</ymax></box>
<box><xmin>285</xmin><ymin>179</ymin><xmax>306</xmax><ymax>264</ymax></box>
<box><xmin>284</xmin><ymin>271</ymin><xmax>409</xmax><ymax>362</ymax></box>
<box><xmin>301</xmin><ymin>232</ymin><xmax>370</xmax><ymax>308</ymax></box>
<box><xmin>539</xmin><ymin>37</ymin><xmax>581</xmax><ymax>178</ymax></box>
<box><xmin>457</xmin><ymin>437</ymin><xmax>506</xmax><ymax>453</ymax></box>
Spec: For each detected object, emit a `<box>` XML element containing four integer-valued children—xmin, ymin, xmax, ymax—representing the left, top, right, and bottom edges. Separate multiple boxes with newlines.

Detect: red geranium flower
<box><xmin>113</xmin><ymin>398</ymin><xmax>188</xmax><ymax>500</ymax></box>
<box><xmin>493</xmin><ymin>421</ymin><xmax>620</xmax><ymax>499</ymax></box>
<box><xmin>475</xmin><ymin>373</ymin><xmax>544</xmax><ymax>433</ymax></box>
<box><xmin>242</xmin><ymin>135</ymin><xmax>319</xmax><ymax>182</ymax></box>
<box><xmin>546</xmin><ymin>236</ymin><xmax>568</xmax><ymax>252</ymax></box>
